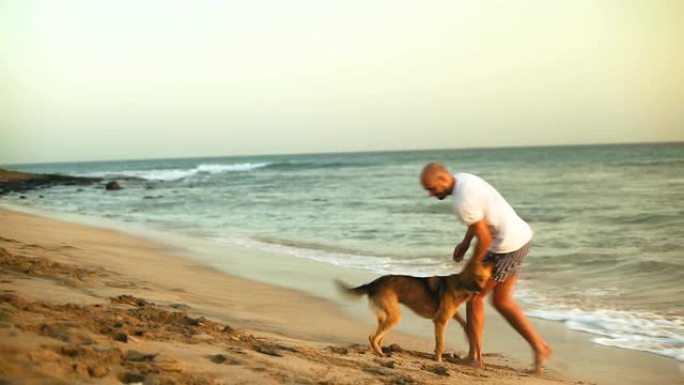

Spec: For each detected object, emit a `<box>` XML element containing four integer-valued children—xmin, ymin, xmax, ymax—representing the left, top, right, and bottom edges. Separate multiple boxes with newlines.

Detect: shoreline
<box><xmin>1</xmin><ymin>205</ymin><xmax>682</xmax><ymax>384</ymax></box>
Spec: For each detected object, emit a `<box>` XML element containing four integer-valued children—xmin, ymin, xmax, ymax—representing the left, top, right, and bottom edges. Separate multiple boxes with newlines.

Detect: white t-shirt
<box><xmin>452</xmin><ymin>172</ymin><xmax>532</xmax><ymax>253</ymax></box>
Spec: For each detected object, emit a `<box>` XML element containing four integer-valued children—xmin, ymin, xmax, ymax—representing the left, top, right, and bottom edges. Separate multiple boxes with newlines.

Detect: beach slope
<box><xmin>0</xmin><ymin>208</ymin><xmax>577</xmax><ymax>385</ymax></box>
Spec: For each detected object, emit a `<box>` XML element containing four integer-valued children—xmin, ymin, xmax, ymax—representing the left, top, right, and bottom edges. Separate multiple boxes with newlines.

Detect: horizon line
<box><xmin>3</xmin><ymin>139</ymin><xmax>683</xmax><ymax>168</ymax></box>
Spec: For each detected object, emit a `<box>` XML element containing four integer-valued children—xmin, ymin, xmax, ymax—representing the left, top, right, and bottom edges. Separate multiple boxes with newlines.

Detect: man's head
<box><xmin>420</xmin><ymin>162</ymin><xmax>455</xmax><ymax>200</ymax></box>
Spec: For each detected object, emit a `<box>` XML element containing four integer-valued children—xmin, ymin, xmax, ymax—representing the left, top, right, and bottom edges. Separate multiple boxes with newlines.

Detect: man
<box><xmin>420</xmin><ymin>162</ymin><xmax>552</xmax><ymax>373</ymax></box>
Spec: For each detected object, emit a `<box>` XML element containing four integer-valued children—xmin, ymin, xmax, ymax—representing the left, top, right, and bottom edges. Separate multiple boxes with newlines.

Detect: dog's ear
<box><xmin>463</xmin><ymin>279</ymin><xmax>484</xmax><ymax>293</ymax></box>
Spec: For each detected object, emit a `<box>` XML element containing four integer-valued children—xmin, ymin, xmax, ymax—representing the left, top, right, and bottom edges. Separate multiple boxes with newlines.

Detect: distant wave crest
<box><xmin>76</xmin><ymin>162</ymin><xmax>270</xmax><ymax>181</ymax></box>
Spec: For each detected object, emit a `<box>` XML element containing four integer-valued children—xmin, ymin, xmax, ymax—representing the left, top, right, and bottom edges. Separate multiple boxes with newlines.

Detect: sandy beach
<box><xmin>1</xmin><ymin>206</ymin><xmax>682</xmax><ymax>385</ymax></box>
<box><xmin>0</xmin><ymin>206</ymin><xmax>570</xmax><ymax>385</ymax></box>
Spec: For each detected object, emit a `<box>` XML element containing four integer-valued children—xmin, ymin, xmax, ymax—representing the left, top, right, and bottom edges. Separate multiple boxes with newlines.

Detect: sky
<box><xmin>1</xmin><ymin>0</ymin><xmax>683</xmax><ymax>164</ymax></box>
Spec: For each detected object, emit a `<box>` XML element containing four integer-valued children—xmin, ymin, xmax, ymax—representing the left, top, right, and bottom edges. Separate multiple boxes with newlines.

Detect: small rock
<box><xmin>182</xmin><ymin>316</ymin><xmax>200</xmax><ymax>326</ymax></box>
<box><xmin>39</xmin><ymin>324</ymin><xmax>70</xmax><ymax>342</ymax></box>
<box><xmin>210</xmin><ymin>354</ymin><xmax>228</xmax><ymax>364</ymax></box>
<box><xmin>254</xmin><ymin>345</ymin><xmax>282</xmax><ymax>357</ymax></box>
<box><xmin>388</xmin><ymin>344</ymin><xmax>404</xmax><ymax>353</ymax></box>
<box><xmin>363</xmin><ymin>367</ymin><xmax>393</xmax><ymax>376</ymax></box>
<box><xmin>105</xmin><ymin>181</ymin><xmax>121</xmax><ymax>191</ymax></box>
<box><xmin>72</xmin><ymin>363</ymin><xmax>90</xmax><ymax>378</ymax></box>
<box><xmin>112</xmin><ymin>295</ymin><xmax>148</xmax><ymax>307</ymax></box>
<box><xmin>123</xmin><ymin>350</ymin><xmax>157</xmax><ymax>362</ymax></box>
<box><xmin>421</xmin><ymin>364</ymin><xmax>449</xmax><ymax>376</ymax></box>
<box><xmin>119</xmin><ymin>372</ymin><xmax>145</xmax><ymax>384</ymax></box>
<box><xmin>387</xmin><ymin>375</ymin><xmax>418</xmax><ymax>385</ymax></box>
<box><xmin>59</xmin><ymin>345</ymin><xmax>84</xmax><ymax>357</ymax></box>
<box><xmin>382</xmin><ymin>360</ymin><xmax>396</xmax><ymax>369</ymax></box>
<box><xmin>208</xmin><ymin>353</ymin><xmax>240</xmax><ymax>365</ymax></box>
<box><xmin>87</xmin><ymin>365</ymin><xmax>109</xmax><ymax>378</ymax></box>
<box><xmin>327</xmin><ymin>346</ymin><xmax>349</xmax><ymax>355</ymax></box>
<box><xmin>112</xmin><ymin>332</ymin><xmax>128</xmax><ymax>343</ymax></box>
<box><xmin>347</xmin><ymin>344</ymin><xmax>369</xmax><ymax>354</ymax></box>
<box><xmin>79</xmin><ymin>335</ymin><xmax>94</xmax><ymax>345</ymax></box>
<box><xmin>442</xmin><ymin>352</ymin><xmax>461</xmax><ymax>363</ymax></box>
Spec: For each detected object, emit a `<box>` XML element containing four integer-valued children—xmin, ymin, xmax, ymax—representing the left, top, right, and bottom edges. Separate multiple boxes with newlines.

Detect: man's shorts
<box><xmin>482</xmin><ymin>242</ymin><xmax>531</xmax><ymax>282</ymax></box>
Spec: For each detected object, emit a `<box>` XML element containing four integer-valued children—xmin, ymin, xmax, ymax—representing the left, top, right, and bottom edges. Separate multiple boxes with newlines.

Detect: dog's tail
<box><xmin>335</xmin><ymin>280</ymin><xmax>370</xmax><ymax>300</ymax></box>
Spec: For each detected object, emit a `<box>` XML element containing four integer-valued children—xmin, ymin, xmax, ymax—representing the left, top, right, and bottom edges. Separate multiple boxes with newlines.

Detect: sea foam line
<box><xmin>212</xmin><ymin>237</ymin><xmax>458</xmax><ymax>277</ymax></box>
<box><xmin>73</xmin><ymin>162</ymin><xmax>270</xmax><ymax>181</ymax></box>
<box><xmin>526</xmin><ymin>307</ymin><xmax>684</xmax><ymax>361</ymax></box>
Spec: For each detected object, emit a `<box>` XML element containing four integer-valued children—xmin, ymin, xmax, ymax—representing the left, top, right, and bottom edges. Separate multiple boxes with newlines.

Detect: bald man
<box><xmin>420</xmin><ymin>162</ymin><xmax>552</xmax><ymax>373</ymax></box>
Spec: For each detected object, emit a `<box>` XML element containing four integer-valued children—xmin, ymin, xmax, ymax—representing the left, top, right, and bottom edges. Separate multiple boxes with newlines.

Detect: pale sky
<box><xmin>1</xmin><ymin>0</ymin><xmax>683</xmax><ymax>164</ymax></box>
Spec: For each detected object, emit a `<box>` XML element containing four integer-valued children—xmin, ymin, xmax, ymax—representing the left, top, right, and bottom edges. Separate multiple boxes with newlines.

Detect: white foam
<box><xmin>196</xmin><ymin>163</ymin><xmax>269</xmax><ymax>173</ymax></box>
<box><xmin>212</xmin><ymin>237</ymin><xmax>458</xmax><ymax>277</ymax></box>
<box><xmin>73</xmin><ymin>162</ymin><xmax>270</xmax><ymax>181</ymax></box>
<box><xmin>526</xmin><ymin>308</ymin><xmax>684</xmax><ymax>361</ymax></box>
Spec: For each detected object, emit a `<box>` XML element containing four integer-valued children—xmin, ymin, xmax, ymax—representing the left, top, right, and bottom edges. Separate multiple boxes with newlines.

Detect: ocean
<box><xmin>3</xmin><ymin>143</ymin><xmax>683</xmax><ymax>361</ymax></box>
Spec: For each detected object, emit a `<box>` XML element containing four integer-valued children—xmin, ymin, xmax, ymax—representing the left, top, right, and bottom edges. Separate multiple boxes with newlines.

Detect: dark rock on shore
<box><xmin>0</xmin><ymin>168</ymin><xmax>101</xmax><ymax>196</ymax></box>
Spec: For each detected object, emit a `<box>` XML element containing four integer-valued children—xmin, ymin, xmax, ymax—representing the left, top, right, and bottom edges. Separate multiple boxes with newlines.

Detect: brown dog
<box><xmin>336</xmin><ymin>259</ymin><xmax>493</xmax><ymax>362</ymax></box>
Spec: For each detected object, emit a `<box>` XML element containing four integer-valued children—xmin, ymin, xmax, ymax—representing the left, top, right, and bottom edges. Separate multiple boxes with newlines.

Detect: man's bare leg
<box><xmin>465</xmin><ymin>280</ymin><xmax>497</xmax><ymax>368</ymax></box>
<box><xmin>491</xmin><ymin>276</ymin><xmax>553</xmax><ymax>373</ymax></box>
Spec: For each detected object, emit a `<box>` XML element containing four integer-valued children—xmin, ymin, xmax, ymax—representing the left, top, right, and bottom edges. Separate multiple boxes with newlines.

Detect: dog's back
<box><xmin>336</xmin><ymin>275</ymin><xmax>442</xmax><ymax>319</ymax></box>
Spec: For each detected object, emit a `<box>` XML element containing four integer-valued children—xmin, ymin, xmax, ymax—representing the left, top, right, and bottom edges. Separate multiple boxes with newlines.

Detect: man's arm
<box><xmin>453</xmin><ymin>226</ymin><xmax>474</xmax><ymax>262</ymax></box>
<box><xmin>469</xmin><ymin>218</ymin><xmax>492</xmax><ymax>261</ymax></box>
<box><xmin>453</xmin><ymin>218</ymin><xmax>491</xmax><ymax>262</ymax></box>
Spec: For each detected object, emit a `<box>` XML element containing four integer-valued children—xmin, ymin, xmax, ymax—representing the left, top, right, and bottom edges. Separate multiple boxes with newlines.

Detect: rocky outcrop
<box><xmin>0</xmin><ymin>168</ymin><xmax>101</xmax><ymax>195</ymax></box>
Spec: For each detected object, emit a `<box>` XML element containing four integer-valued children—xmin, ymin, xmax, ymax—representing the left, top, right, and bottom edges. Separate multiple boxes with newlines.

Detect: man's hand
<box><xmin>453</xmin><ymin>242</ymin><xmax>469</xmax><ymax>262</ymax></box>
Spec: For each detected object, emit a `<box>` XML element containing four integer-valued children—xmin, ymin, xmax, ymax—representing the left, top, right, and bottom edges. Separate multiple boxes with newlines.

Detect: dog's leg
<box><xmin>369</xmin><ymin>316</ymin><xmax>385</xmax><ymax>355</ymax></box>
<box><xmin>433</xmin><ymin>318</ymin><xmax>448</xmax><ymax>362</ymax></box>
<box><xmin>433</xmin><ymin>306</ymin><xmax>456</xmax><ymax>362</ymax></box>
<box><xmin>370</xmin><ymin>299</ymin><xmax>400</xmax><ymax>356</ymax></box>
<box><xmin>377</xmin><ymin>311</ymin><xmax>400</xmax><ymax>349</ymax></box>
<box><xmin>372</xmin><ymin>315</ymin><xmax>400</xmax><ymax>356</ymax></box>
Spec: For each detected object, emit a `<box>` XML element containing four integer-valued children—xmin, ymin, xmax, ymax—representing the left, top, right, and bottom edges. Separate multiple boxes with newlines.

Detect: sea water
<box><xmin>4</xmin><ymin>143</ymin><xmax>683</xmax><ymax>361</ymax></box>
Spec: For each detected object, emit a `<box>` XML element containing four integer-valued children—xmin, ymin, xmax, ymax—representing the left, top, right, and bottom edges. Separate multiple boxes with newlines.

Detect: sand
<box><xmin>0</xmin><ymin>207</ymin><xmax>681</xmax><ymax>385</ymax></box>
<box><xmin>0</xmin><ymin>207</ymin><xmax>578</xmax><ymax>385</ymax></box>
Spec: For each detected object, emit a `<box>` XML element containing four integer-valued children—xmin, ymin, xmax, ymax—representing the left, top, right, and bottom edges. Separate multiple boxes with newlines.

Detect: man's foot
<box><xmin>465</xmin><ymin>355</ymin><xmax>485</xmax><ymax>369</ymax></box>
<box><xmin>468</xmin><ymin>359</ymin><xmax>485</xmax><ymax>369</ymax></box>
<box><xmin>533</xmin><ymin>343</ymin><xmax>553</xmax><ymax>374</ymax></box>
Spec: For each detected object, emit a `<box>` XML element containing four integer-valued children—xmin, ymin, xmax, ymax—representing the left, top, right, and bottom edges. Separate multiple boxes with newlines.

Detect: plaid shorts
<box><xmin>482</xmin><ymin>242</ymin><xmax>531</xmax><ymax>282</ymax></box>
